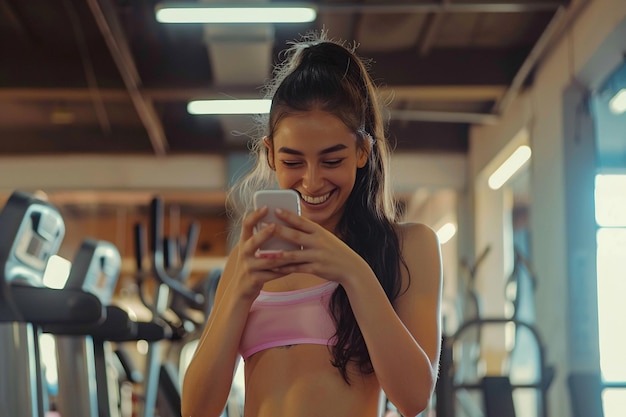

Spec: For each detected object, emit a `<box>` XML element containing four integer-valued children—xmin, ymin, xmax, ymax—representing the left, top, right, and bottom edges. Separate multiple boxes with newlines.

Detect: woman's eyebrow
<box><xmin>277</xmin><ymin>144</ymin><xmax>348</xmax><ymax>156</ymax></box>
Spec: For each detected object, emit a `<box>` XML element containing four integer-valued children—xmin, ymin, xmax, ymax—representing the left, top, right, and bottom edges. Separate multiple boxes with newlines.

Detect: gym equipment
<box><xmin>44</xmin><ymin>238</ymin><xmax>124</xmax><ymax>417</ymax></box>
<box><xmin>455</xmin><ymin>246</ymin><xmax>490</xmax><ymax>382</ymax></box>
<box><xmin>43</xmin><ymin>237</ymin><xmax>173</xmax><ymax>417</ymax></box>
<box><xmin>437</xmin><ymin>317</ymin><xmax>554</xmax><ymax>417</ymax></box>
<box><xmin>131</xmin><ymin>196</ymin><xmax>225</xmax><ymax>417</ymax></box>
<box><xmin>0</xmin><ymin>190</ymin><xmax>104</xmax><ymax>417</ymax></box>
<box><xmin>133</xmin><ymin>196</ymin><xmax>205</xmax><ymax>417</ymax></box>
<box><xmin>436</xmin><ymin>245</ymin><xmax>554</xmax><ymax>417</ymax></box>
<box><xmin>504</xmin><ymin>246</ymin><xmax>539</xmax><ymax>321</ymax></box>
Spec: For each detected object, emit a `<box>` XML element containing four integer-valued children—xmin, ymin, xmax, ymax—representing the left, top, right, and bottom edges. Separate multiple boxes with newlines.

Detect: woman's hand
<box><xmin>230</xmin><ymin>206</ymin><xmax>298</xmax><ymax>300</ymax></box>
<box><xmin>263</xmin><ymin>208</ymin><xmax>373</xmax><ymax>286</ymax></box>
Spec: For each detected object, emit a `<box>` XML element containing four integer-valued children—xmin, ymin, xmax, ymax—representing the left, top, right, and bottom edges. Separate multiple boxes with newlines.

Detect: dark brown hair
<box><xmin>265</xmin><ymin>34</ymin><xmax>407</xmax><ymax>383</ymax></box>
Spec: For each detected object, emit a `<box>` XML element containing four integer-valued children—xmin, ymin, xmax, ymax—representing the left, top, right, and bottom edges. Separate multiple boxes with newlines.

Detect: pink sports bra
<box><xmin>239</xmin><ymin>281</ymin><xmax>339</xmax><ymax>361</ymax></box>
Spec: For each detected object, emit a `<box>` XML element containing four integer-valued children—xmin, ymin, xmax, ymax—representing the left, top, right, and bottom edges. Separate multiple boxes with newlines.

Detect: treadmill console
<box><xmin>66</xmin><ymin>239</ymin><xmax>121</xmax><ymax>305</ymax></box>
<box><xmin>0</xmin><ymin>192</ymin><xmax>65</xmax><ymax>286</ymax></box>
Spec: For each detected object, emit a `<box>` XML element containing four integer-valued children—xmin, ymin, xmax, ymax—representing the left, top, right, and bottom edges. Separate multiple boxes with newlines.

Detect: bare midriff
<box><xmin>243</xmin><ymin>344</ymin><xmax>381</xmax><ymax>417</ymax></box>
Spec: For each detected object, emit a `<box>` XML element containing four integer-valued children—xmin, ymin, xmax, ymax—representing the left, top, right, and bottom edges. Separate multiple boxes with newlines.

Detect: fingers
<box><xmin>245</xmin><ymin>222</ymin><xmax>277</xmax><ymax>257</ymax></box>
<box><xmin>241</xmin><ymin>206</ymin><xmax>269</xmax><ymax>240</ymax></box>
<box><xmin>274</xmin><ymin>207</ymin><xmax>316</xmax><ymax>233</ymax></box>
<box><xmin>243</xmin><ymin>205</ymin><xmax>321</xmax><ymax>262</ymax></box>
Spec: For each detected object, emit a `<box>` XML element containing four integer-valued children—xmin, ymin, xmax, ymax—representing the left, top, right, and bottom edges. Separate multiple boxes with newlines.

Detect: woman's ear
<box><xmin>263</xmin><ymin>136</ymin><xmax>275</xmax><ymax>170</ymax></box>
<box><xmin>356</xmin><ymin>138</ymin><xmax>371</xmax><ymax>168</ymax></box>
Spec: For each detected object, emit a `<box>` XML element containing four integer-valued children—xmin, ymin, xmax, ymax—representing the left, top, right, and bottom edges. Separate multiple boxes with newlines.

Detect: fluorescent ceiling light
<box><xmin>488</xmin><ymin>145</ymin><xmax>532</xmax><ymax>190</ymax></box>
<box><xmin>155</xmin><ymin>4</ymin><xmax>317</xmax><ymax>24</ymax></box>
<box><xmin>436</xmin><ymin>222</ymin><xmax>457</xmax><ymax>245</ymax></box>
<box><xmin>188</xmin><ymin>99</ymin><xmax>271</xmax><ymax>115</ymax></box>
<box><xmin>608</xmin><ymin>88</ymin><xmax>626</xmax><ymax>114</ymax></box>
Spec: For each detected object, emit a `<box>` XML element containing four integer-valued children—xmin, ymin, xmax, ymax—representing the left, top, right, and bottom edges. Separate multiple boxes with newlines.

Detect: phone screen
<box><xmin>253</xmin><ymin>189</ymin><xmax>301</xmax><ymax>255</ymax></box>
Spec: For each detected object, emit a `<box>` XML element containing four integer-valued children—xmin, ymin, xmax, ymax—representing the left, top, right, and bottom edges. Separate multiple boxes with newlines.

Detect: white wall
<box><xmin>0</xmin><ymin>155</ymin><xmax>226</xmax><ymax>193</ymax></box>
<box><xmin>0</xmin><ymin>153</ymin><xmax>465</xmax><ymax>195</ymax></box>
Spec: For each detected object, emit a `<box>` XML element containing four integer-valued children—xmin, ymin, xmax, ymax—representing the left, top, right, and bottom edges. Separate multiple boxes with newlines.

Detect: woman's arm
<box><xmin>180</xmin><ymin>245</ymin><xmax>252</xmax><ymax>417</ymax></box>
<box><xmin>343</xmin><ymin>223</ymin><xmax>442</xmax><ymax>417</ymax></box>
<box><xmin>181</xmin><ymin>206</ymin><xmax>285</xmax><ymax>417</ymax></box>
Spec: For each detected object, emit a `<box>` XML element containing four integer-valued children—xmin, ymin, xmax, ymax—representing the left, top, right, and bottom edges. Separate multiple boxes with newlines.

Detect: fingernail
<box><xmin>259</xmin><ymin>251</ymin><xmax>281</xmax><ymax>259</ymax></box>
<box><xmin>275</xmin><ymin>208</ymin><xmax>283</xmax><ymax>214</ymax></box>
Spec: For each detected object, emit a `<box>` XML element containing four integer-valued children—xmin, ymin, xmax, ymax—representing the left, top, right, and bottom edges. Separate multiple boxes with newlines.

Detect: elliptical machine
<box><xmin>132</xmin><ymin>196</ymin><xmax>207</xmax><ymax>417</ymax></box>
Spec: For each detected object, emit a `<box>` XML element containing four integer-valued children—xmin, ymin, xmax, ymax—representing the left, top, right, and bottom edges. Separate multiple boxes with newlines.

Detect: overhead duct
<box><xmin>201</xmin><ymin>0</ymin><xmax>275</xmax><ymax>144</ymax></box>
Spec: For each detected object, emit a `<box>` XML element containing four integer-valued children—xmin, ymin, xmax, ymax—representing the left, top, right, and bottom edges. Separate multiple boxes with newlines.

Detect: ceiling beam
<box><xmin>492</xmin><ymin>5</ymin><xmax>570</xmax><ymax>114</ymax></box>
<box><xmin>380</xmin><ymin>85</ymin><xmax>506</xmax><ymax>102</ymax></box>
<box><xmin>0</xmin><ymin>0</ymin><xmax>35</xmax><ymax>41</ymax></box>
<box><xmin>0</xmin><ymin>85</ymin><xmax>506</xmax><ymax>103</ymax></box>
<box><xmin>87</xmin><ymin>0</ymin><xmax>169</xmax><ymax>156</ymax></box>
<box><xmin>6</xmin><ymin>46</ymin><xmax>528</xmax><ymax>89</ymax></box>
<box><xmin>316</xmin><ymin>1</ymin><xmax>567</xmax><ymax>14</ymax></box>
<box><xmin>157</xmin><ymin>1</ymin><xmax>566</xmax><ymax>14</ymax></box>
<box><xmin>417</xmin><ymin>0</ymin><xmax>449</xmax><ymax>56</ymax></box>
<box><xmin>0</xmin><ymin>119</ymin><xmax>467</xmax><ymax>154</ymax></box>
<box><xmin>0</xmin><ymin>128</ymin><xmax>154</xmax><ymax>154</ymax></box>
<box><xmin>390</xmin><ymin>109</ymin><xmax>498</xmax><ymax>125</ymax></box>
<box><xmin>62</xmin><ymin>0</ymin><xmax>113</xmax><ymax>136</ymax></box>
<box><xmin>0</xmin><ymin>85</ymin><xmax>502</xmax><ymax>126</ymax></box>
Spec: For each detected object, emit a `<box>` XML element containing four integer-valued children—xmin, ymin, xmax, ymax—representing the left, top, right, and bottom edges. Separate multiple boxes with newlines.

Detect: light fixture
<box><xmin>155</xmin><ymin>3</ymin><xmax>317</xmax><ymax>24</ymax></box>
<box><xmin>488</xmin><ymin>145</ymin><xmax>532</xmax><ymax>190</ymax></box>
<box><xmin>187</xmin><ymin>99</ymin><xmax>271</xmax><ymax>115</ymax></box>
<box><xmin>608</xmin><ymin>88</ymin><xmax>626</xmax><ymax>114</ymax></box>
<box><xmin>436</xmin><ymin>222</ymin><xmax>457</xmax><ymax>245</ymax></box>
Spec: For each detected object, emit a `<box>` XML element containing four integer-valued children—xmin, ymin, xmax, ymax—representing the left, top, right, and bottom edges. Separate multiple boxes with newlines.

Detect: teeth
<box><xmin>301</xmin><ymin>192</ymin><xmax>331</xmax><ymax>205</ymax></box>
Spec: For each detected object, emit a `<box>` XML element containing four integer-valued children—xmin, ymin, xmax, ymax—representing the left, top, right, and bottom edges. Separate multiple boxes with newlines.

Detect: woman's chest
<box><xmin>261</xmin><ymin>272</ymin><xmax>327</xmax><ymax>292</ymax></box>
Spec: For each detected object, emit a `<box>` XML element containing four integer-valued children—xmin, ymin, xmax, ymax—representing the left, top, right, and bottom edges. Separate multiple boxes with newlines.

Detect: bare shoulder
<box><xmin>394</xmin><ymin>222</ymin><xmax>441</xmax><ymax>263</ymax></box>
<box><xmin>395</xmin><ymin>222</ymin><xmax>438</xmax><ymax>245</ymax></box>
<box><xmin>393</xmin><ymin>222</ymin><xmax>442</xmax><ymax>294</ymax></box>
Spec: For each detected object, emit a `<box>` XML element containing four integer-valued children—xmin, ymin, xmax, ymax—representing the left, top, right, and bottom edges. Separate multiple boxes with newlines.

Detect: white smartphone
<box><xmin>253</xmin><ymin>189</ymin><xmax>301</xmax><ymax>255</ymax></box>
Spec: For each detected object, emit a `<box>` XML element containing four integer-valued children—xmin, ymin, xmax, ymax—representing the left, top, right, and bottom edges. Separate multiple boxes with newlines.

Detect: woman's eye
<box><xmin>281</xmin><ymin>160</ymin><xmax>302</xmax><ymax>168</ymax></box>
<box><xmin>324</xmin><ymin>159</ymin><xmax>343</xmax><ymax>167</ymax></box>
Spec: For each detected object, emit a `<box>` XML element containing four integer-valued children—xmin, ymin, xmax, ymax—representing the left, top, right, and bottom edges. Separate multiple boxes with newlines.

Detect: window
<box><xmin>595</xmin><ymin>173</ymin><xmax>626</xmax><ymax>416</ymax></box>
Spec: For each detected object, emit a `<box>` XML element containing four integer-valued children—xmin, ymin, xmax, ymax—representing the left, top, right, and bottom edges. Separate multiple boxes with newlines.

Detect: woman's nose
<box><xmin>302</xmin><ymin>166</ymin><xmax>323</xmax><ymax>192</ymax></box>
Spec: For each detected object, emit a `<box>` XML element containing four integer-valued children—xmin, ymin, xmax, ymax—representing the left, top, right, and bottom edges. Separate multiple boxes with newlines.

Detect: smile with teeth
<box><xmin>300</xmin><ymin>191</ymin><xmax>331</xmax><ymax>205</ymax></box>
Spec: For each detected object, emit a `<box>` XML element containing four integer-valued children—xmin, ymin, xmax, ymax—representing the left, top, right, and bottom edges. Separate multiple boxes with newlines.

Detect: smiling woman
<box><xmin>181</xmin><ymin>31</ymin><xmax>443</xmax><ymax>417</ymax></box>
<box><xmin>264</xmin><ymin>110</ymin><xmax>368</xmax><ymax>231</ymax></box>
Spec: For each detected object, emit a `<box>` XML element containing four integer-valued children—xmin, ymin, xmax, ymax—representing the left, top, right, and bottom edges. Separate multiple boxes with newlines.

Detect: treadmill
<box><xmin>0</xmin><ymin>190</ymin><xmax>104</xmax><ymax>417</ymax></box>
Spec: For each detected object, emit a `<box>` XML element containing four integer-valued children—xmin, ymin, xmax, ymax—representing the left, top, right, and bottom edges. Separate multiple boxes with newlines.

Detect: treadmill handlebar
<box><xmin>5</xmin><ymin>285</ymin><xmax>104</xmax><ymax>325</ymax></box>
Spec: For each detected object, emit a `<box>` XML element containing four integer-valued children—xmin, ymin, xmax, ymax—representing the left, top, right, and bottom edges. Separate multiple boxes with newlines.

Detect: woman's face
<box><xmin>266</xmin><ymin>110</ymin><xmax>368</xmax><ymax>232</ymax></box>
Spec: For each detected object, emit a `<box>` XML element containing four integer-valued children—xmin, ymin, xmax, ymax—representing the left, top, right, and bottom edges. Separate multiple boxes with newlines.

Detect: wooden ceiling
<box><xmin>0</xmin><ymin>0</ymin><xmax>571</xmax><ymax>157</ymax></box>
